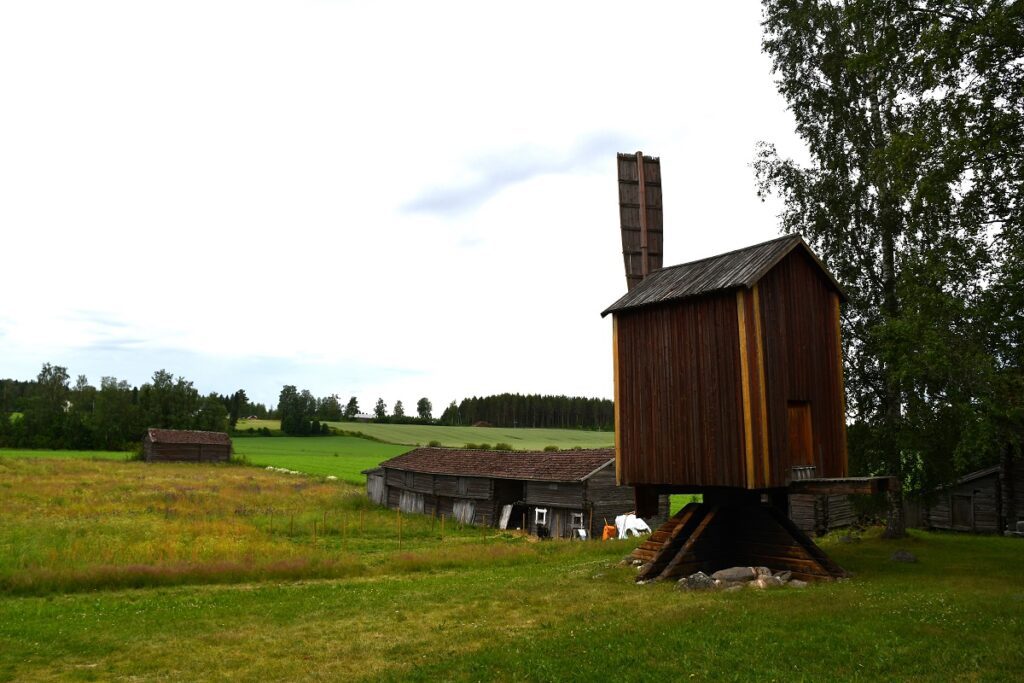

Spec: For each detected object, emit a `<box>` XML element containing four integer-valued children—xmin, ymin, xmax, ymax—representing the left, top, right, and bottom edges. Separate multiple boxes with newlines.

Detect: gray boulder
<box><xmin>676</xmin><ymin>571</ymin><xmax>718</xmax><ymax>591</ymax></box>
<box><xmin>890</xmin><ymin>549</ymin><xmax>918</xmax><ymax>563</ymax></box>
<box><xmin>789</xmin><ymin>579</ymin><xmax>808</xmax><ymax>588</ymax></box>
<box><xmin>749</xmin><ymin>575</ymin><xmax>785</xmax><ymax>590</ymax></box>
<box><xmin>711</xmin><ymin>566</ymin><xmax>757</xmax><ymax>582</ymax></box>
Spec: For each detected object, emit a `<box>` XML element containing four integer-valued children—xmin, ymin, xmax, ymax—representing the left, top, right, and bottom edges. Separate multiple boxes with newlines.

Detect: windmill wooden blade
<box><xmin>617</xmin><ymin>152</ymin><xmax>663</xmax><ymax>290</ymax></box>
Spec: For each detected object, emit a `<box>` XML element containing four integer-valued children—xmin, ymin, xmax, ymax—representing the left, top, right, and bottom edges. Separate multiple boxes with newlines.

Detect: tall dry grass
<box><xmin>0</xmin><ymin>458</ymin><xmax>542</xmax><ymax>594</ymax></box>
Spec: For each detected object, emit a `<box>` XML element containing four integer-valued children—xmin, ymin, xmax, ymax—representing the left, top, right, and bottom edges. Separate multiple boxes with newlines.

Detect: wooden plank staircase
<box><xmin>629</xmin><ymin>502</ymin><xmax>848</xmax><ymax>583</ymax></box>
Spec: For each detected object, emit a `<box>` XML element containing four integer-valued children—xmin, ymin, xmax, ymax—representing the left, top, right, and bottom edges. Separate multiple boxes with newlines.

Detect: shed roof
<box><xmin>601</xmin><ymin>234</ymin><xmax>845</xmax><ymax>316</ymax></box>
<box><xmin>378</xmin><ymin>447</ymin><xmax>614</xmax><ymax>482</ymax></box>
<box><xmin>146</xmin><ymin>428</ymin><xmax>232</xmax><ymax>446</ymax></box>
<box><xmin>952</xmin><ymin>464</ymin><xmax>1001</xmax><ymax>487</ymax></box>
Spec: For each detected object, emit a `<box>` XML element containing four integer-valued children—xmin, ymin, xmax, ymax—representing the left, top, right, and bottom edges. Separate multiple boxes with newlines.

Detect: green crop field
<box><xmin>236</xmin><ymin>418</ymin><xmax>615</xmax><ymax>450</ymax></box>
<box><xmin>232</xmin><ymin>436</ymin><xmax>411</xmax><ymax>484</ymax></box>
<box><xmin>1</xmin><ymin>457</ymin><xmax>1022</xmax><ymax>681</ymax></box>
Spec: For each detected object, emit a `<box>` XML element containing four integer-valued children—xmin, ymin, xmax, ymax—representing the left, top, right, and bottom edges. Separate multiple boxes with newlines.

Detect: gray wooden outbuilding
<box><xmin>365</xmin><ymin>447</ymin><xmax>666</xmax><ymax>539</ymax></box>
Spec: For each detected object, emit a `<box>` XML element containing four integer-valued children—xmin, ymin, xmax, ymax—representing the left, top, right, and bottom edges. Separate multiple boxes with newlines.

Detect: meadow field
<box><xmin>236</xmin><ymin>419</ymin><xmax>615</xmax><ymax>450</ymax></box>
<box><xmin>232</xmin><ymin>436</ymin><xmax>411</xmax><ymax>484</ymax></box>
<box><xmin>0</xmin><ymin>456</ymin><xmax>1022</xmax><ymax>680</ymax></box>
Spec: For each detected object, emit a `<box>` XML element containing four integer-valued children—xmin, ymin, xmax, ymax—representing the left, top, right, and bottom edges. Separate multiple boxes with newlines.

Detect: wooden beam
<box><xmin>788</xmin><ymin>476</ymin><xmax>899</xmax><ymax>496</ymax></box>
<box><xmin>613</xmin><ymin>316</ymin><xmax>622</xmax><ymax>484</ymax></box>
<box><xmin>636</xmin><ymin>152</ymin><xmax>648</xmax><ymax>278</ymax></box>
<box><xmin>752</xmin><ymin>284</ymin><xmax>770</xmax><ymax>486</ymax></box>
<box><xmin>833</xmin><ymin>292</ymin><xmax>849</xmax><ymax>476</ymax></box>
<box><xmin>736</xmin><ymin>290</ymin><xmax>756</xmax><ymax>488</ymax></box>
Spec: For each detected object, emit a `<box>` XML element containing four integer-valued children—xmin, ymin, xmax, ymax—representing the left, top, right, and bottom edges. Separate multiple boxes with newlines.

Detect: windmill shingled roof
<box><xmin>377</xmin><ymin>447</ymin><xmax>614</xmax><ymax>482</ymax></box>
<box><xmin>601</xmin><ymin>234</ymin><xmax>844</xmax><ymax>316</ymax></box>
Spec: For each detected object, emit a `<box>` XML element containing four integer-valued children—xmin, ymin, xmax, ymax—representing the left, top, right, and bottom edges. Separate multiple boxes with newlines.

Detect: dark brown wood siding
<box><xmin>143</xmin><ymin>439</ymin><xmax>231</xmax><ymax>463</ymax></box>
<box><xmin>615</xmin><ymin>291</ymin><xmax>746</xmax><ymax>487</ymax></box>
<box><xmin>757</xmin><ymin>249</ymin><xmax>847</xmax><ymax>485</ymax></box>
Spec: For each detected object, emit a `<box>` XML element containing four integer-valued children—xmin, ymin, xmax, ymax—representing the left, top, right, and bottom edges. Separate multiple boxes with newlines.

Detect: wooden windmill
<box><xmin>604</xmin><ymin>152</ymin><xmax>895</xmax><ymax>582</ymax></box>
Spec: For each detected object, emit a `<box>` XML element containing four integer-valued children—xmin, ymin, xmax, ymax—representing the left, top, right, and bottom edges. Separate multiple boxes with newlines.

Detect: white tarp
<box><xmin>615</xmin><ymin>514</ymin><xmax>652</xmax><ymax>539</ymax></box>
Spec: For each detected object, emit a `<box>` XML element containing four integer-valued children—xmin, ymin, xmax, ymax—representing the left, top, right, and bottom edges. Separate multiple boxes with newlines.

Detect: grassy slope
<box><xmin>236</xmin><ymin>419</ymin><xmax>614</xmax><ymax>450</ymax></box>
<box><xmin>0</xmin><ymin>459</ymin><xmax>1022</xmax><ymax>680</ymax></box>
<box><xmin>232</xmin><ymin>436</ymin><xmax>410</xmax><ymax>483</ymax></box>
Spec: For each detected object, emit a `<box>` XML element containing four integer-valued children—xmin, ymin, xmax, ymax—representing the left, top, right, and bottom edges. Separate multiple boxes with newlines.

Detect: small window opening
<box><xmin>535</xmin><ymin>508</ymin><xmax>548</xmax><ymax>526</ymax></box>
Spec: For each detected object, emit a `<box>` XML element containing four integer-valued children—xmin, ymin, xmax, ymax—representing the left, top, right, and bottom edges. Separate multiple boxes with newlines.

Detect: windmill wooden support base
<box><xmin>630</xmin><ymin>500</ymin><xmax>848</xmax><ymax>583</ymax></box>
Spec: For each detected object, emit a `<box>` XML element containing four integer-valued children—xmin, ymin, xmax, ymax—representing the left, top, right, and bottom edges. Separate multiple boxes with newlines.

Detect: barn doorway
<box><xmin>952</xmin><ymin>494</ymin><xmax>973</xmax><ymax>530</ymax></box>
<box><xmin>787</xmin><ymin>401</ymin><xmax>814</xmax><ymax>465</ymax></box>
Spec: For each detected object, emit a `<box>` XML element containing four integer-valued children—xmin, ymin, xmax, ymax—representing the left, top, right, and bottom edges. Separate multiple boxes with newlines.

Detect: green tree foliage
<box><xmin>439</xmin><ymin>400</ymin><xmax>460</xmax><ymax>426</ymax></box>
<box><xmin>20</xmin><ymin>364</ymin><xmax>71</xmax><ymax>448</ymax></box>
<box><xmin>448</xmin><ymin>393</ymin><xmax>613</xmax><ymax>430</ymax></box>
<box><xmin>317</xmin><ymin>394</ymin><xmax>343</xmax><ymax>422</ymax></box>
<box><xmin>392</xmin><ymin>400</ymin><xmax>405</xmax><ymax>419</ymax></box>
<box><xmin>139</xmin><ymin>370</ymin><xmax>200</xmax><ymax>430</ymax></box>
<box><xmin>0</xmin><ymin>365</ymin><xmax>230</xmax><ymax>449</ymax></box>
<box><xmin>756</xmin><ymin>0</ymin><xmax>1022</xmax><ymax>535</ymax></box>
<box><xmin>278</xmin><ymin>386</ymin><xmax>341</xmax><ymax>435</ymax></box>
<box><xmin>221</xmin><ymin>389</ymin><xmax>248</xmax><ymax>428</ymax></box>
<box><xmin>416</xmin><ymin>397</ymin><xmax>433</xmax><ymax>423</ymax></box>
<box><xmin>93</xmin><ymin>377</ymin><xmax>142</xmax><ymax>450</ymax></box>
<box><xmin>373</xmin><ymin>398</ymin><xmax>387</xmax><ymax>421</ymax></box>
<box><xmin>343</xmin><ymin>396</ymin><xmax>359</xmax><ymax>420</ymax></box>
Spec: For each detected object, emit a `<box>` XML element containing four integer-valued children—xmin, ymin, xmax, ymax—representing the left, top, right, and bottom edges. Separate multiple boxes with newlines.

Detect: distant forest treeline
<box><xmin>0</xmin><ymin>365</ymin><xmax>615</xmax><ymax>450</ymax></box>
<box><xmin>438</xmin><ymin>393</ymin><xmax>613</xmax><ymax>430</ymax></box>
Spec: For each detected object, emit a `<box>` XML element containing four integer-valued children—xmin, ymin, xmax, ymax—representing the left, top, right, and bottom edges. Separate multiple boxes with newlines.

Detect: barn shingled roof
<box><xmin>377</xmin><ymin>447</ymin><xmax>614</xmax><ymax>482</ymax></box>
<box><xmin>601</xmin><ymin>234</ymin><xmax>845</xmax><ymax>317</ymax></box>
<box><xmin>146</xmin><ymin>428</ymin><xmax>232</xmax><ymax>446</ymax></box>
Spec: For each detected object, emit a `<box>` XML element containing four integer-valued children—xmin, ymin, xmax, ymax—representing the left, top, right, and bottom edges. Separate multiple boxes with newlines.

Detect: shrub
<box><xmin>493</xmin><ymin>443</ymin><xmax>512</xmax><ymax>451</ymax></box>
<box><xmin>428</xmin><ymin>440</ymin><xmax>442</xmax><ymax>447</ymax></box>
<box><xmin>477</xmin><ymin>443</ymin><xmax>491</xmax><ymax>450</ymax></box>
<box><xmin>543</xmin><ymin>445</ymin><xmax>559</xmax><ymax>452</ymax></box>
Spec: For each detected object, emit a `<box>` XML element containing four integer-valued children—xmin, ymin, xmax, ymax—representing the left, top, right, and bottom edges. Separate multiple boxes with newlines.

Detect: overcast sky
<box><xmin>0</xmin><ymin>1</ymin><xmax>807</xmax><ymax>410</ymax></box>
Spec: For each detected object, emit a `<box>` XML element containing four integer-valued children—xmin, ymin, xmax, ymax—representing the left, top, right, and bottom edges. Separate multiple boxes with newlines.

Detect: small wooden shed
<box><xmin>142</xmin><ymin>428</ymin><xmax>232</xmax><ymax>462</ymax></box>
<box><xmin>368</xmin><ymin>447</ymin><xmax>665</xmax><ymax>538</ymax></box>
<box><xmin>915</xmin><ymin>458</ymin><xmax>1023</xmax><ymax>533</ymax></box>
<box><xmin>602</xmin><ymin>233</ymin><xmax>848</xmax><ymax>497</ymax></box>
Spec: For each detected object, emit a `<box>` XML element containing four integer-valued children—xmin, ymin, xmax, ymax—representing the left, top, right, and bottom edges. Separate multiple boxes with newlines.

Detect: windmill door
<box><xmin>787</xmin><ymin>401</ymin><xmax>814</xmax><ymax>466</ymax></box>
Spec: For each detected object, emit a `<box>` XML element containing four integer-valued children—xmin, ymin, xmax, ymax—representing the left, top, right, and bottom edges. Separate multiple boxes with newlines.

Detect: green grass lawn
<box><xmin>1</xmin><ymin>459</ymin><xmax>1023</xmax><ymax>680</ymax></box>
<box><xmin>236</xmin><ymin>419</ymin><xmax>615</xmax><ymax>450</ymax></box>
<box><xmin>232</xmin><ymin>436</ymin><xmax>411</xmax><ymax>484</ymax></box>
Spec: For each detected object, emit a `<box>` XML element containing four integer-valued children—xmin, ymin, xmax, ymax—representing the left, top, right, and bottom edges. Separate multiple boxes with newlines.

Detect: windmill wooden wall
<box><xmin>609</xmin><ymin>242</ymin><xmax>847</xmax><ymax>491</ymax></box>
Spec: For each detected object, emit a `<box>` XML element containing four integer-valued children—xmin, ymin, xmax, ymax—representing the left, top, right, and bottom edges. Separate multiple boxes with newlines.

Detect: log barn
<box><xmin>366</xmin><ymin>447</ymin><xmax>663</xmax><ymax>538</ymax></box>
<box><xmin>142</xmin><ymin>428</ymin><xmax>232</xmax><ymax>462</ymax></box>
<box><xmin>915</xmin><ymin>457</ymin><xmax>1024</xmax><ymax>533</ymax></box>
<box><xmin>788</xmin><ymin>493</ymin><xmax>855</xmax><ymax>536</ymax></box>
